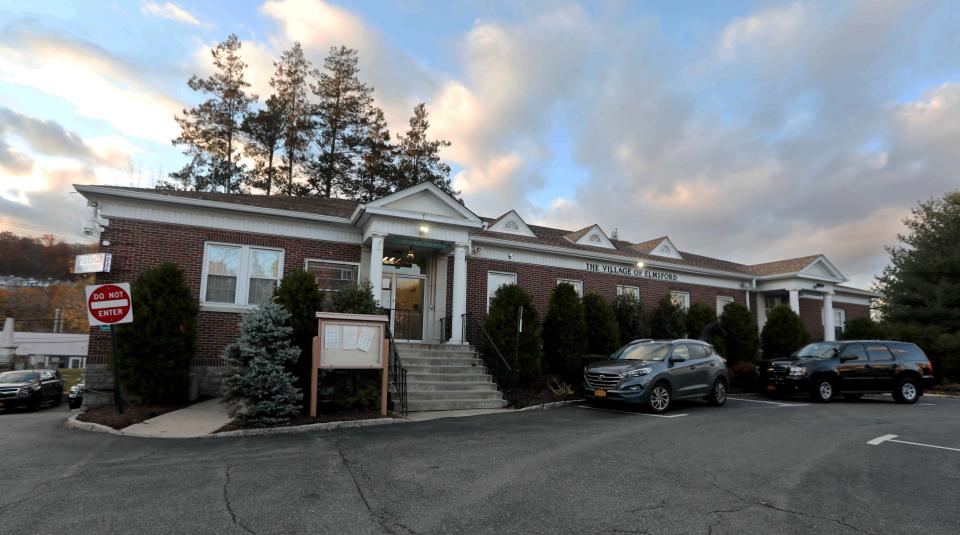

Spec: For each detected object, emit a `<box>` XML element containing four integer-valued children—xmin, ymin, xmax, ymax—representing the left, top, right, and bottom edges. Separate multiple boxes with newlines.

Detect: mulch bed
<box><xmin>216</xmin><ymin>409</ymin><xmax>395</xmax><ymax>433</ymax></box>
<box><xmin>501</xmin><ymin>377</ymin><xmax>583</xmax><ymax>409</ymax></box>
<box><xmin>77</xmin><ymin>404</ymin><xmax>187</xmax><ymax>430</ymax></box>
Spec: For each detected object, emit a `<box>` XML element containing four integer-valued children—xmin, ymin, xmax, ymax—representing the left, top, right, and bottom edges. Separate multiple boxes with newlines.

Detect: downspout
<box><xmin>746</xmin><ymin>277</ymin><xmax>756</xmax><ymax>311</ymax></box>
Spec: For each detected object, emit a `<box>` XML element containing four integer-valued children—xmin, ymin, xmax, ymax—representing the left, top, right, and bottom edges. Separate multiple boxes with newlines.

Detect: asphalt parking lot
<box><xmin>1</xmin><ymin>395</ymin><xmax>959</xmax><ymax>534</ymax></box>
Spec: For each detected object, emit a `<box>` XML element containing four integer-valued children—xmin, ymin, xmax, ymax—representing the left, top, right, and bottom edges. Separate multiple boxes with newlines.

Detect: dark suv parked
<box><xmin>0</xmin><ymin>369</ymin><xmax>64</xmax><ymax>411</ymax></box>
<box><xmin>583</xmin><ymin>339</ymin><xmax>729</xmax><ymax>413</ymax></box>
<box><xmin>757</xmin><ymin>340</ymin><xmax>936</xmax><ymax>403</ymax></box>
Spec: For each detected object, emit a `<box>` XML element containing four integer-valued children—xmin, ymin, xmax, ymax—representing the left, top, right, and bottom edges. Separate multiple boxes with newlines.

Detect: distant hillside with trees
<box><xmin>0</xmin><ymin>232</ymin><xmax>92</xmax><ymax>280</ymax></box>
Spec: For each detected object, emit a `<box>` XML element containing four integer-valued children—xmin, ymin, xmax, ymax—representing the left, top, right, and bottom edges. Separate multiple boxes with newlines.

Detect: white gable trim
<box><xmin>650</xmin><ymin>237</ymin><xmax>683</xmax><ymax>259</ymax></box>
<box><xmin>799</xmin><ymin>256</ymin><xmax>846</xmax><ymax>281</ymax></box>
<box><xmin>571</xmin><ymin>225</ymin><xmax>616</xmax><ymax>250</ymax></box>
<box><xmin>357</xmin><ymin>181</ymin><xmax>481</xmax><ymax>224</ymax></box>
<box><xmin>487</xmin><ymin>210</ymin><xmax>537</xmax><ymax>238</ymax></box>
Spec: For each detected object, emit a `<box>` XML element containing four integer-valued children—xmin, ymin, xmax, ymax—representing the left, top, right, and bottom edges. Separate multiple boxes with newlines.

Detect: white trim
<box><xmin>356</xmin><ymin>181</ymin><xmax>482</xmax><ymax>224</ymax></box>
<box><xmin>716</xmin><ymin>296</ymin><xmax>735</xmax><ymax>316</ymax></box>
<box><xmin>361</xmin><ymin>206</ymin><xmax>484</xmax><ymax>229</ymax></box>
<box><xmin>670</xmin><ymin>291</ymin><xmax>690</xmax><ymax>311</ymax></box>
<box><xmin>650</xmin><ymin>237</ymin><xmax>683</xmax><ymax>259</ymax></box>
<box><xmin>569</xmin><ymin>224</ymin><xmax>616</xmax><ymax>250</ymax></box>
<box><xmin>200</xmin><ymin>242</ymin><xmax>284</xmax><ymax>308</ymax></box>
<box><xmin>557</xmin><ymin>278</ymin><xmax>583</xmax><ymax>297</ymax></box>
<box><xmin>486</xmin><ymin>271</ymin><xmax>518</xmax><ymax>312</ymax></box>
<box><xmin>75</xmin><ymin>184</ymin><xmax>351</xmax><ymax>224</ymax></box>
<box><xmin>487</xmin><ymin>210</ymin><xmax>537</xmax><ymax>238</ymax></box>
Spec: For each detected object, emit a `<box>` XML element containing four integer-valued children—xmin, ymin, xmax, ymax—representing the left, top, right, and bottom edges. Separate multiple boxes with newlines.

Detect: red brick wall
<box><xmin>458</xmin><ymin>256</ymin><xmax>747</xmax><ymax>342</ymax></box>
<box><xmin>799</xmin><ymin>298</ymin><xmax>872</xmax><ymax>342</ymax></box>
<box><xmin>88</xmin><ymin>217</ymin><xmax>361</xmax><ymax>368</ymax></box>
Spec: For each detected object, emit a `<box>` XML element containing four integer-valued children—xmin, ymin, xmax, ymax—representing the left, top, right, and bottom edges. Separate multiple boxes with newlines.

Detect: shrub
<box><xmin>761</xmin><ymin>305</ymin><xmax>810</xmax><ymax>360</ymax></box>
<box><xmin>685</xmin><ymin>302</ymin><xmax>714</xmax><ymax>340</ymax></box>
<box><xmin>116</xmin><ymin>262</ymin><xmax>197</xmax><ymax>404</ymax></box>
<box><xmin>274</xmin><ymin>270</ymin><xmax>324</xmax><ymax>411</ymax></box>
<box><xmin>650</xmin><ymin>295</ymin><xmax>686</xmax><ymax>339</ymax></box>
<box><xmin>583</xmin><ymin>293</ymin><xmax>621</xmax><ymax>356</ymax></box>
<box><xmin>717</xmin><ymin>302</ymin><xmax>759</xmax><ymax>364</ymax></box>
<box><xmin>839</xmin><ymin>316</ymin><xmax>885</xmax><ymax>340</ymax></box>
<box><xmin>482</xmin><ymin>284</ymin><xmax>542</xmax><ymax>386</ymax></box>
<box><xmin>613</xmin><ymin>293</ymin><xmax>649</xmax><ymax>345</ymax></box>
<box><xmin>222</xmin><ymin>302</ymin><xmax>302</xmax><ymax>427</ymax></box>
<box><xmin>331</xmin><ymin>281</ymin><xmax>380</xmax><ymax>314</ymax></box>
<box><xmin>542</xmin><ymin>283</ymin><xmax>587</xmax><ymax>382</ymax></box>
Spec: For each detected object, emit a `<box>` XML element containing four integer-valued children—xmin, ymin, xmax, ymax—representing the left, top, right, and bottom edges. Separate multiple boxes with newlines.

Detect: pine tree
<box><xmin>685</xmin><ymin>302</ymin><xmax>715</xmax><ymax>339</ymax></box>
<box><xmin>222</xmin><ymin>302</ymin><xmax>303</xmax><ymax>427</ymax></box>
<box><xmin>542</xmin><ymin>283</ymin><xmax>587</xmax><ymax>383</ymax></box>
<box><xmin>396</xmin><ymin>103</ymin><xmax>458</xmax><ymax>197</ymax></box>
<box><xmin>172</xmin><ymin>34</ymin><xmax>256</xmax><ymax>193</ymax></box>
<box><xmin>483</xmin><ymin>284</ymin><xmax>542</xmax><ymax>386</ymax></box>
<box><xmin>271</xmin><ymin>42</ymin><xmax>313</xmax><ymax>196</ymax></box>
<box><xmin>274</xmin><ymin>271</ymin><xmax>325</xmax><ymax>411</ymax></box>
<box><xmin>650</xmin><ymin>295</ymin><xmax>686</xmax><ymax>339</ymax></box>
<box><xmin>241</xmin><ymin>95</ymin><xmax>284</xmax><ymax>195</ymax></box>
<box><xmin>717</xmin><ymin>302</ymin><xmax>759</xmax><ymax>364</ymax></box>
<box><xmin>613</xmin><ymin>293</ymin><xmax>650</xmax><ymax>345</ymax></box>
<box><xmin>583</xmin><ymin>293</ymin><xmax>620</xmax><ymax>355</ymax></box>
<box><xmin>760</xmin><ymin>306</ymin><xmax>811</xmax><ymax>360</ymax></box>
<box><xmin>309</xmin><ymin>46</ymin><xmax>373</xmax><ymax>198</ymax></box>
<box><xmin>349</xmin><ymin>107</ymin><xmax>397</xmax><ymax>202</ymax></box>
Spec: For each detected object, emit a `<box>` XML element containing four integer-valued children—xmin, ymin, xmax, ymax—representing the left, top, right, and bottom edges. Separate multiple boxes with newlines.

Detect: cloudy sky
<box><xmin>1</xmin><ymin>0</ymin><xmax>959</xmax><ymax>289</ymax></box>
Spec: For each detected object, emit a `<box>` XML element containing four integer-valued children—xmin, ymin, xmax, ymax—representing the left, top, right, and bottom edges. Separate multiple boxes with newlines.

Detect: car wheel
<box><xmin>708</xmin><ymin>378</ymin><xmax>727</xmax><ymax>406</ymax></box>
<box><xmin>68</xmin><ymin>399</ymin><xmax>80</xmax><ymax>410</ymax></box>
<box><xmin>893</xmin><ymin>377</ymin><xmax>920</xmax><ymax>404</ymax></box>
<box><xmin>842</xmin><ymin>393</ymin><xmax>863</xmax><ymax>401</ymax></box>
<box><xmin>811</xmin><ymin>378</ymin><xmax>835</xmax><ymax>403</ymax></box>
<box><xmin>649</xmin><ymin>383</ymin><xmax>671</xmax><ymax>413</ymax></box>
<box><xmin>29</xmin><ymin>399</ymin><xmax>41</xmax><ymax>412</ymax></box>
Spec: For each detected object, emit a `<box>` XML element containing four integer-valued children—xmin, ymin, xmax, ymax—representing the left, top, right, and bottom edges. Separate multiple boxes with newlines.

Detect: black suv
<box><xmin>584</xmin><ymin>339</ymin><xmax>729</xmax><ymax>413</ymax></box>
<box><xmin>758</xmin><ymin>340</ymin><xmax>936</xmax><ymax>403</ymax></box>
<box><xmin>0</xmin><ymin>369</ymin><xmax>64</xmax><ymax>411</ymax></box>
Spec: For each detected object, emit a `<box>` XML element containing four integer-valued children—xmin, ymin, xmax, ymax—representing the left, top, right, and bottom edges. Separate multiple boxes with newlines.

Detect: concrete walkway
<box><xmin>121</xmin><ymin>398</ymin><xmax>232</xmax><ymax>438</ymax></box>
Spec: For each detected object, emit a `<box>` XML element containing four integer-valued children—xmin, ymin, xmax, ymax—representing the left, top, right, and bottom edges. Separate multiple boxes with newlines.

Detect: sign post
<box><xmin>85</xmin><ymin>283</ymin><xmax>134</xmax><ymax>413</ymax></box>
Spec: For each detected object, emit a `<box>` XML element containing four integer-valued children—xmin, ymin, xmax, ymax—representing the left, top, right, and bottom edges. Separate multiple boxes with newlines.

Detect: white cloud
<box><xmin>141</xmin><ymin>2</ymin><xmax>202</xmax><ymax>26</ymax></box>
<box><xmin>718</xmin><ymin>2</ymin><xmax>808</xmax><ymax>61</ymax></box>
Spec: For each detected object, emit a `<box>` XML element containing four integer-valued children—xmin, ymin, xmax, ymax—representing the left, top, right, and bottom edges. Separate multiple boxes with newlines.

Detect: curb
<box><xmin>925</xmin><ymin>392</ymin><xmax>960</xmax><ymax>398</ymax></box>
<box><xmin>211</xmin><ymin>417</ymin><xmax>407</xmax><ymax>438</ymax></box>
<box><xmin>514</xmin><ymin>399</ymin><xmax>583</xmax><ymax>412</ymax></box>
<box><xmin>64</xmin><ymin>412</ymin><xmax>125</xmax><ymax>436</ymax></box>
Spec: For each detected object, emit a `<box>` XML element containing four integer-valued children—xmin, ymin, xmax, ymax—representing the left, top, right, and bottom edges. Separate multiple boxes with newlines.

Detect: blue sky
<box><xmin>2</xmin><ymin>0</ymin><xmax>960</xmax><ymax>289</ymax></box>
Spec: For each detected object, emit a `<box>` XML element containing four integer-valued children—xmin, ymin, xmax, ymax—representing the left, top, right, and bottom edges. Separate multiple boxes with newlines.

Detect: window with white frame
<box><xmin>716</xmin><ymin>296</ymin><xmax>735</xmax><ymax>317</ymax></box>
<box><xmin>617</xmin><ymin>285</ymin><xmax>639</xmax><ymax>298</ymax></box>
<box><xmin>670</xmin><ymin>291</ymin><xmax>690</xmax><ymax>311</ymax></box>
<box><xmin>821</xmin><ymin>307</ymin><xmax>846</xmax><ymax>337</ymax></box>
<box><xmin>487</xmin><ymin>271</ymin><xmax>518</xmax><ymax>311</ymax></box>
<box><xmin>202</xmin><ymin>243</ymin><xmax>283</xmax><ymax>306</ymax></box>
<box><xmin>557</xmin><ymin>278</ymin><xmax>583</xmax><ymax>297</ymax></box>
<box><xmin>305</xmin><ymin>260</ymin><xmax>359</xmax><ymax>293</ymax></box>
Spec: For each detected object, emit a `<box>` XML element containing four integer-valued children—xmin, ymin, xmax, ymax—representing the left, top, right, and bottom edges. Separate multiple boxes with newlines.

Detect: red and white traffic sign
<box><xmin>85</xmin><ymin>283</ymin><xmax>134</xmax><ymax>326</ymax></box>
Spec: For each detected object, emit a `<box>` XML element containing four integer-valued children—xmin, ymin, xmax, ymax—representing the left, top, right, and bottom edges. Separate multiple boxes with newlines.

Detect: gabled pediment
<box><xmin>566</xmin><ymin>224</ymin><xmax>616</xmax><ymax>250</ymax></box>
<box><xmin>364</xmin><ymin>181</ymin><xmax>481</xmax><ymax>223</ymax></box>
<box><xmin>800</xmin><ymin>256</ymin><xmax>845</xmax><ymax>280</ymax></box>
<box><xmin>487</xmin><ymin>210</ymin><xmax>537</xmax><ymax>238</ymax></box>
<box><xmin>649</xmin><ymin>237</ymin><xmax>682</xmax><ymax>259</ymax></box>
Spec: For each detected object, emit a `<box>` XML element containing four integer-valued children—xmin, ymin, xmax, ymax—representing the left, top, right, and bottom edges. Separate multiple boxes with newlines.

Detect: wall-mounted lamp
<box><xmin>814</xmin><ymin>283</ymin><xmax>825</xmax><ymax>289</ymax></box>
<box><xmin>406</xmin><ymin>247</ymin><xmax>416</xmax><ymax>261</ymax></box>
<box><xmin>419</xmin><ymin>224</ymin><xmax>429</xmax><ymax>236</ymax></box>
<box><xmin>636</xmin><ymin>261</ymin><xmax>645</xmax><ymax>269</ymax></box>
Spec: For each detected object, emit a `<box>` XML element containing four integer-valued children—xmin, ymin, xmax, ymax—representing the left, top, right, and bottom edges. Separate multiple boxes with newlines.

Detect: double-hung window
<box><xmin>716</xmin><ymin>296</ymin><xmax>735</xmax><ymax>317</ymax></box>
<box><xmin>670</xmin><ymin>291</ymin><xmax>690</xmax><ymax>311</ymax></box>
<box><xmin>305</xmin><ymin>260</ymin><xmax>359</xmax><ymax>293</ymax></box>
<box><xmin>202</xmin><ymin>243</ymin><xmax>284</xmax><ymax>307</ymax></box>
<box><xmin>557</xmin><ymin>278</ymin><xmax>583</xmax><ymax>298</ymax></box>
<box><xmin>617</xmin><ymin>285</ymin><xmax>639</xmax><ymax>298</ymax></box>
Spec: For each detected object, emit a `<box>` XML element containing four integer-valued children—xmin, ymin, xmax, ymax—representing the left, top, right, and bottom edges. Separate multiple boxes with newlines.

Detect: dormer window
<box><xmin>505</xmin><ymin>221</ymin><xmax>519</xmax><ymax>231</ymax></box>
<box><xmin>589</xmin><ymin>234</ymin><xmax>601</xmax><ymax>243</ymax></box>
<box><xmin>488</xmin><ymin>210</ymin><xmax>537</xmax><ymax>238</ymax></box>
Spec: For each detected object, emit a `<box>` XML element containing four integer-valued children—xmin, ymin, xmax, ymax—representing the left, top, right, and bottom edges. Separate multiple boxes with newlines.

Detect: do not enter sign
<box><xmin>85</xmin><ymin>283</ymin><xmax>134</xmax><ymax>326</ymax></box>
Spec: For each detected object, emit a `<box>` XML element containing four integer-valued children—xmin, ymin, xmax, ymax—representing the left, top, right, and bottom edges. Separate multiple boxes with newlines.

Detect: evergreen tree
<box><xmin>716</xmin><ymin>302</ymin><xmax>759</xmax><ymax>364</ymax></box>
<box><xmin>309</xmin><ymin>46</ymin><xmax>373</xmax><ymax>198</ymax></box>
<box><xmin>274</xmin><ymin>270</ymin><xmax>325</xmax><ymax>411</ymax></box>
<box><xmin>349</xmin><ymin>107</ymin><xmax>397</xmax><ymax>202</ymax></box>
<box><xmin>116</xmin><ymin>263</ymin><xmax>197</xmax><ymax>404</ymax></box>
<box><xmin>331</xmin><ymin>281</ymin><xmax>380</xmax><ymax>314</ymax></box>
<box><xmin>483</xmin><ymin>284</ymin><xmax>542</xmax><ymax>386</ymax></box>
<box><xmin>650</xmin><ymin>295</ymin><xmax>686</xmax><ymax>339</ymax></box>
<box><xmin>685</xmin><ymin>302</ymin><xmax>715</xmax><ymax>339</ymax></box>
<box><xmin>271</xmin><ymin>42</ymin><xmax>313</xmax><ymax>196</ymax></box>
<box><xmin>760</xmin><ymin>305</ymin><xmax>810</xmax><ymax>360</ymax></box>
<box><xmin>396</xmin><ymin>103</ymin><xmax>457</xmax><ymax>197</ymax></box>
<box><xmin>876</xmin><ymin>191</ymin><xmax>960</xmax><ymax>331</ymax></box>
<box><xmin>223</xmin><ymin>302</ymin><xmax>303</xmax><ymax>427</ymax></box>
<box><xmin>542</xmin><ymin>283</ymin><xmax>587</xmax><ymax>382</ymax></box>
<box><xmin>172</xmin><ymin>34</ymin><xmax>256</xmax><ymax>193</ymax></box>
<box><xmin>583</xmin><ymin>293</ymin><xmax>621</xmax><ymax>355</ymax></box>
<box><xmin>241</xmin><ymin>95</ymin><xmax>284</xmax><ymax>195</ymax></box>
<box><xmin>613</xmin><ymin>293</ymin><xmax>650</xmax><ymax>346</ymax></box>
<box><xmin>839</xmin><ymin>316</ymin><xmax>887</xmax><ymax>340</ymax></box>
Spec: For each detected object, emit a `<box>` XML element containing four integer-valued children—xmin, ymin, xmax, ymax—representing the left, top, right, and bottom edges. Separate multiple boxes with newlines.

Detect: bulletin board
<box><xmin>311</xmin><ymin>312</ymin><xmax>390</xmax><ymax>417</ymax></box>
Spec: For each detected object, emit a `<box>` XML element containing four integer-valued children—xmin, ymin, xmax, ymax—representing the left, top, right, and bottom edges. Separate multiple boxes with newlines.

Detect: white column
<box><xmin>756</xmin><ymin>293</ymin><xmax>767</xmax><ymax>331</ymax></box>
<box><xmin>368</xmin><ymin>233</ymin><xmax>385</xmax><ymax>305</ymax></box>
<box><xmin>823</xmin><ymin>292</ymin><xmax>835</xmax><ymax>342</ymax></box>
<box><xmin>788</xmin><ymin>289</ymin><xmax>800</xmax><ymax>315</ymax></box>
<box><xmin>448</xmin><ymin>243</ymin><xmax>468</xmax><ymax>344</ymax></box>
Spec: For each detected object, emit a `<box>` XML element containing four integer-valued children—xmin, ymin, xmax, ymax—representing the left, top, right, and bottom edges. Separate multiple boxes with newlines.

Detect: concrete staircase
<box><xmin>394</xmin><ymin>343</ymin><xmax>507</xmax><ymax>412</ymax></box>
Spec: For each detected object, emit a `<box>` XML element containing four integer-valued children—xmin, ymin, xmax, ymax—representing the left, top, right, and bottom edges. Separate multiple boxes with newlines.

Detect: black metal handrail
<box><xmin>383</xmin><ymin>308</ymin><xmax>408</xmax><ymax>415</ymax></box>
<box><xmin>478</xmin><ymin>320</ymin><xmax>512</xmax><ymax>373</ymax></box>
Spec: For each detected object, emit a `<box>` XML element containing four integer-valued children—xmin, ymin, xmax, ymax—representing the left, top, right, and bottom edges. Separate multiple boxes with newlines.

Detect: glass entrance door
<box><xmin>383</xmin><ymin>275</ymin><xmax>425</xmax><ymax>341</ymax></box>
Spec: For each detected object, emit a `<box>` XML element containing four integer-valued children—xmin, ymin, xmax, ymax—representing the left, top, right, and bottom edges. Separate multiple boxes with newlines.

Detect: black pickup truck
<box><xmin>757</xmin><ymin>340</ymin><xmax>936</xmax><ymax>403</ymax></box>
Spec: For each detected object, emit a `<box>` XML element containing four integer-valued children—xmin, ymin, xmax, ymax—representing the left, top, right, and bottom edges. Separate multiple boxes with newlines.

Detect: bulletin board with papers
<box><xmin>311</xmin><ymin>312</ymin><xmax>390</xmax><ymax>417</ymax></box>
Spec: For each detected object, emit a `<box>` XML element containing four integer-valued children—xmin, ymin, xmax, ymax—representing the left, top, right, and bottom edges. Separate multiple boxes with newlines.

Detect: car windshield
<box><xmin>792</xmin><ymin>342</ymin><xmax>839</xmax><ymax>359</ymax></box>
<box><xmin>610</xmin><ymin>342</ymin><xmax>671</xmax><ymax>361</ymax></box>
<box><xmin>0</xmin><ymin>371</ymin><xmax>40</xmax><ymax>382</ymax></box>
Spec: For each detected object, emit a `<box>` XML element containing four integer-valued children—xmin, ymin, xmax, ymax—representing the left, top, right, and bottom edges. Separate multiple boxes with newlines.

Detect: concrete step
<box><xmin>405</xmin><ymin>390</ymin><xmax>505</xmax><ymax>401</ymax></box>
<box><xmin>397</xmin><ymin>381</ymin><xmax>498</xmax><ymax>392</ymax></box>
<box><xmin>397</xmin><ymin>350</ymin><xmax>479</xmax><ymax>359</ymax></box>
<box><xmin>400</xmin><ymin>356</ymin><xmax>484</xmax><ymax>366</ymax></box>
<box><xmin>396</xmin><ymin>343</ymin><xmax>475</xmax><ymax>353</ymax></box>
<box><xmin>405</xmin><ymin>372</ymin><xmax>495</xmax><ymax>383</ymax></box>
<box><xmin>407</xmin><ymin>399</ymin><xmax>508</xmax><ymax>411</ymax></box>
<box><xmin>401</xmin><ymin>364</ymin><xmax>486</xmax><ymax>374</ymax></box>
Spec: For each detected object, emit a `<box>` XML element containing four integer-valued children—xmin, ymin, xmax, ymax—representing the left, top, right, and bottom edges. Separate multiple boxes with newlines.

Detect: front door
<box><xmin>382</xmin><ymin>275</ymin><xmax>425</xmax><ymax>341</ymax></box>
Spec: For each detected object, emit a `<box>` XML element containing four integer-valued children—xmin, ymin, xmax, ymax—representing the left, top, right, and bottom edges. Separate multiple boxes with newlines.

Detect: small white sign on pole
<box><xmin>85</xmin><ymin>282</ymin><xmax>134</xmax><ymax>326</ymax></box>
<box><xmin>74</xmin><ymin>253</ymin><xmax>112</xmax><ymax>274</ymax></box>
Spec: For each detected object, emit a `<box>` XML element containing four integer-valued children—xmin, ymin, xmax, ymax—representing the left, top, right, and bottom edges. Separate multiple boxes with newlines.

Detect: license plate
<box><xmin>0</xmin><ymin>402</ymin><xmax>4</xmax><ymax>409</ymax></box>
<box><xmin>767</xmin><ymin>384</ymin><xmax>777</xmax><ymax>393</ymax></box>
<box><xmin>594</xmin><ymin>389</ymin><xmax>607</xmax><ymax>398</ymax></box>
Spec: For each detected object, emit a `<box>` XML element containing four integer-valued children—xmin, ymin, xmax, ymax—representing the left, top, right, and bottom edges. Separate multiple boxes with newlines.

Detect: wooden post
<box><xmin>310</xmin><ymin>331</ymin><xmax>320</xmax><ymax>418</ymax></box>
<box><xmin>380</xmin><ymin>324</ymin><xmax>388</xmax><ymax>417</ymax></box>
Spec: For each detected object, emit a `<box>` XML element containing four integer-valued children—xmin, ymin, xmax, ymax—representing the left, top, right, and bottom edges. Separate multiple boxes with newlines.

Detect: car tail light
<box><xmin>927</xmin><ymin>360</ymin><xmax>934</xmax><ymax>375</ymax></box>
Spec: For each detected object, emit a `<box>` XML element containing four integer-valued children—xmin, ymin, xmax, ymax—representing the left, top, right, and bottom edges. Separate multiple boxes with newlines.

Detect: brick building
<box><xmin>76</xmin><ymin>182</ymin><xmax>875</xmax><ymax>402</ymax></box>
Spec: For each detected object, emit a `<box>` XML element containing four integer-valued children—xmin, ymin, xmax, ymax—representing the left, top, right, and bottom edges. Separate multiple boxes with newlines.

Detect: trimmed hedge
<box><xmin>543</xmin><ymin>283</ymin><xmax>587</xmax><ymax>383</ymax></box>
<box><xmin>583</xmin><ymin>293</ymin><xmax>621</xmax><ymax>356</ymax></box>
<box><xmin>761</xmin><ymin>305</ymin><xmax>810</xmax><ymax>360</ymax></box>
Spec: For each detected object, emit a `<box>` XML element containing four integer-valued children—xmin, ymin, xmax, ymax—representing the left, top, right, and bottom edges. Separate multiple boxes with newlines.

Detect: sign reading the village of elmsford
<box><xmin>585</xmin><ymin>262</ymin><xmax>679</xmax><ymax>281</ymax></box>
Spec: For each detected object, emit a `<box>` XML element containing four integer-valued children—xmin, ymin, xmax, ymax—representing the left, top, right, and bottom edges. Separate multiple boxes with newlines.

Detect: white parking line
<box><xmin>727</xmin><ymin>397</ymin><xmax>809</xmax><ymax>407</ymax></box>
<box><xmin>918</xmin><ymin>403</ymin><xmax>937</xmax><ymax>406</ymax></box>
<box><xmin>867</xmin><ymin>434</ymin><xmax>960</xmax><ymax>452</ymax></box>
<box><xmin>578</xmin><ymin>405</ymin><xmax>688</xmax><ymax>418</ymax></box>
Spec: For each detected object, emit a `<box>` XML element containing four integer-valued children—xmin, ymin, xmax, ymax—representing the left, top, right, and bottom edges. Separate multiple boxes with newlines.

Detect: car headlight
<box><xmin>788</xmin><ymin>366</ymin><xmax>807</xmax><ymax>377</ymax></box>
<box><xmin>17</xmin><ymin>387</ymin><xmax>35</xmax><ymax>397</ymax></box>
<box><xmin>622</xmin><ymin>367</ymin><xmax>652</xmax><ymax>378</ymax></box>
